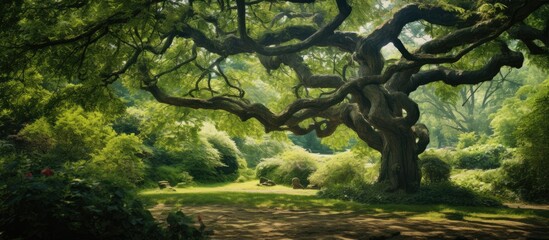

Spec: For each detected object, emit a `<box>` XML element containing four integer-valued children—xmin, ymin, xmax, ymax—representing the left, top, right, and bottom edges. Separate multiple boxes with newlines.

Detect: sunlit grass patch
<box><xmin>139</xmin><ymin>181</ymin><xmax>549</xmax><ymax>223</ymax></box>
<box><xmin>140</xmin><ymin>180</ymin><xmax>317</xmax><ymax>196</ymax></box>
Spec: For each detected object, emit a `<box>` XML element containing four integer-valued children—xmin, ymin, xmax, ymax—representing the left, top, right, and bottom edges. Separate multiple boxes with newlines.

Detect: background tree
<box><xmin>494</xmin><ymin>78</ymin><xmax>549</xmax><ymax>201</ymax></box>
<box><xmin>1</xmin><ymin>0</ymin><xmax>548</xmax><ymax>192</ymax></box>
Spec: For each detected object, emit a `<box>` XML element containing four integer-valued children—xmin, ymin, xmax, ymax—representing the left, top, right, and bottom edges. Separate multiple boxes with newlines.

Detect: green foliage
<box><xmin>490</xmin><ymin>86</ymin><xmax>534</xmax><ymax>147</ymax></box>
<box><xmin>499</xmin><ymin>79</ymin><xmax>549</xmax><ymax>202</ymax></box>
<box><xmin>451</xmin><ymin>169</ymin><xmax>514</xmax><ymax>200</ymax></box>
<box><xmin>350</xmin><ymin>141</ymin><xmax>382</xmax><ymax>163</ymax></box>
<box><xmin>0</xmin><ymin>69</ymin><xmax>50</xmax><ymax>136</ymax></box>
<box><xmin>454</xmin><ymin>144</ymin><xmax>509</xmax><ymax>170</ymax></box>
<box><xmin>14</xmin><ymin>106</ymin><xmax>118</xmax><ymax>167</ymax></box>
<box><xmin>112</xmin><ymin>113</ymin><xmax>141</xmax><ymax>135</ymax></box>
<box><xmin>86</xmin><ymin>134</ymin><xmax>146</xmax><ymax>186</ymax></box>
<box><xmin>500</xmin><ymin>158</ymin><xmax>548</xmax><ymax>203</ymax></box>
<box><xmin>235</xmin><ymin>136</ymin><xmax>289</xmax><ymax>168</ymax></box>
<box><xmin>0</xmin><ymin>176</ymin><xmax>164</xmax><ymax>240</ymax></box>
<box><xmin>255</xmin><ymin>157</ymin><xmax>283</xmax><ymax>180</ymax></box>
<box><xmin>457</xmin><ymin>132</ymin><xmax>479</xmax><ymax>149</ymax></box>
<box><xmin>17</xmin><ymin>117</ymin><xmax>56</xmax><ymax>155</ymax></box>
<box><xmin>419</xmin><ymin>155</ymin><xmax>450</xmax><ymax>183</ymax></box>
<box><xmin>255</xmin><ymin>148</ymin><xmax>318</xmax><ymax>186</ymax></box>
<box><xmin>308</xmin><ymin>152</ymin><xmax>367</xmax><ymax>188</ymax></box>
<box><xmin>431</xmin><ymin>82</ymin><xmax>460</xmax><ymax>105</ymax></box>
<box><xmin>200</xmin><ymin>124</ymin><xmax>241</xmax><ymax>178</ymax></box>
<box><xmin>173</xmin><ymin>138</ymin><xmax>224</xmax><ymax>183</ymax></box>
<box><xmin>175</xmin><ymin>172</ymin><xmax>194</xmax><ymax>188</ymax></box>
<box><xmin>318</xmin><ymin>181</ymin><xmax>501</xmax><ymax>207</ymax></box>
<box><xmin>320</xmin><ymin>125</ymin><xmax>357</xmax><ymax>151</ymax></box>
<box><xmin>288</xmin><ymin>131</ymin><xmax>334</xmax><ymax>154</ymax></box>
<box><xmin>421</xmin><ymin>148</ymin><xmax>455</xmax><ymax>165</ymax></box>
<box><xmin>147</xmin><ymin>165</ymin><xmax>194</xmax><ymax>188</ymax></box>
<box><xmin>53</xmin><ymin>106</ymin><xmax>115</xmax><ymax>162</ymax></box>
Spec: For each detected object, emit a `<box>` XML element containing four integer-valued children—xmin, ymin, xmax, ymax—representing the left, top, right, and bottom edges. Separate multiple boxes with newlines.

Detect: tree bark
<box><xmin>377</xmin><ymin>129</ymin><xmax>421</xmax><ymax>192</ymax></box>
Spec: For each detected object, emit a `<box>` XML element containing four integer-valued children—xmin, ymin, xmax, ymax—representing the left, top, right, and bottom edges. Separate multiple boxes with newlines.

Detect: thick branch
<box><xmin>508</xmin><ymin>22</ymin><xmax>549</xmax><ymax>55</ymax></box>
<box><xmin>407</xmin><ymin>51</ymin><xmax>524</xmax><ymax>93</ymax></box>
<box><xmin>258</xmin><ymin>53</ymin><xmax>345</xmax><ymax>88</ymax></box>
<box><xmin>235</xmin><ymin>0</ymin><xmax>352</xmax><ymax>56</ymax></box>
<box><xmin>341</xmin><ymin>104</ymin><xmax>383</xmax><ymax>151</ymax></box>
<box><xmin>355</xmin><ymin>4</ymin><xmax>464</xmax><ymax>63</ymax></box>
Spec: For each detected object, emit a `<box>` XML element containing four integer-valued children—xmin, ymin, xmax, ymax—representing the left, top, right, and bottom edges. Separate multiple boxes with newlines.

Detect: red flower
<box><xmin>41</xmin><ymin>167</ymin><xmax>54</xmax><ymax>177</ymax></box>
<box><xmin>24</xmin><ymin>172</ymin><xmax>33</xmax><ymax>179</ymax></box>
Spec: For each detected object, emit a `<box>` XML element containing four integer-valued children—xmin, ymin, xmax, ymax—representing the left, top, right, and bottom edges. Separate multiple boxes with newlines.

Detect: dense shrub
<box><xmin>0</xmin><ymin>175</ymin><xmax>164</xmax><ymax>240</ymax></box>
<box><xmin>318</xmin><ymin>181</ymin><xmax>501</xmax><ymax>207</ymax></box>
<box><xmin>150</xmin><ymin>135</ymin><xmax>224</xmax><ymax>183</ymax></box>
<box><xmin>147</xmin><ymin>123</ymin><xmax>246</xmax><ymax>184</ymax></box>
<box><xmin>500</xmin><ymin>158</ymin><xmax>549</xmax><ymax>203</ymax></box>
<box><xmin>419</xmin><ymin>155</ymin><xmax>450</xmax><ymax>183</ymax></box>
<box><xmin>454</xmin><ymin>144</ymin><xmax>509</xmax><ymax>170</ymax></box>
<box><xmin>17</xmin><ymin>117</ymin><xmax>56</xmax><ymax>156</ymax></box>
<box><xmin>457</xmin><ymin>132</ymin><xmax>479</xmax><ymax>149</ymax></box>
<box><xmin>201</xmin><ymin>124</ymin><xmax>241</xmax><ymax>178</ymax></box>
<box><xmin>421</xmin><ymin>148</ymin><xmax>455</xmax><ymax>165</ymax></box>
<box><xmin>235</xmin><ymin>158</ymin><xmax>256</xmax><ymax>182</ymax></box>
<box><xmin>52</xmin><ymin>106</ymin><xmax>116</xmax><ymax>162</ymax></box>
<box><xmin>14</xmin><ymin>107</ymin><xmax>116</xmax><ymax>166</ymax></box>
<box><xmin>451</xmin><ymin>169</ymin><xmax>514</xmax><ymax>200</ymax></box>
<box><xmin>255</xmin><ymin>148</ymin><xmax>318</xmax><ymax>186</ymax></box>
<box><xmin>308</xmin><ymin>152</ymin><xmax>367</xmax><ymax>188</ymax></box>
<box><xmin>179</xmin><ymin>139</ymin><xmax>225</xmax><ymax>182</ymax></box>
<box><xmin>235</xmin><ymin>137</ymin><xmax>289</xmax><ymax>168</ymax></box>
<box><xmin>86</xmin><ymin>134</ymin><xmax>146</xmax><ymax>186</ymax></box>
<box><xmin>255</xmin><ymin>157</ymin><xmax>284</xmax><ymax>180</ymax></box>
<box><xmin>502</xmin><ymin>80</ymin><xmax>549</xmax><ymax>203</ymax></box>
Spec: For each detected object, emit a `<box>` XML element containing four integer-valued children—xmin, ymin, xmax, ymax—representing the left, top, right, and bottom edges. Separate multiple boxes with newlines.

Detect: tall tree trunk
<box><xmin>377</xmin><ymin>129</ymin><xmax>421</xmax><ymax>192</ymax></box>
<box><xmin>353</xmin><ymin>84</ymin><xmax>427</xmax><ymax>193</ymax></box>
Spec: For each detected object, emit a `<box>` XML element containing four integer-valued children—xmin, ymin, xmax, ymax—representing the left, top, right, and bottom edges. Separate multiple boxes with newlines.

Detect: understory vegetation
<box><xmin>1</xmin><ymin>0</ymin><xmax>548</xmax><ymax>239</ymax></box>
<box><xmin>1</xmin><ymin>79</ymin><xmax>547</xmax><ymax>239</ymax></box>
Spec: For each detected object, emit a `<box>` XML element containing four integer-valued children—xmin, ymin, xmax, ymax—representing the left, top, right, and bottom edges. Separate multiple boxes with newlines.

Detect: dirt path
<box><xmin>149</xmin><ymin>204</ymin><xmax>549</xmax><ymax>240</ymax></box>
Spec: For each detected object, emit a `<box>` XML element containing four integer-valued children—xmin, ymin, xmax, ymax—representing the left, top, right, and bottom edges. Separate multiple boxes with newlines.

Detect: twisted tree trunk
<box><xmin>377</xmin><ymin>129</ymin><xmax>421</xmax><ymax>192</ymax></box>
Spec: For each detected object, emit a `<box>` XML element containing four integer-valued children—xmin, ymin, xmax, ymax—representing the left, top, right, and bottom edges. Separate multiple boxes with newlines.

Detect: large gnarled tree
<box><xmin>1</xmin><ymin>0</ymin><xmax>548</xmax><ymax>192</ymax></box>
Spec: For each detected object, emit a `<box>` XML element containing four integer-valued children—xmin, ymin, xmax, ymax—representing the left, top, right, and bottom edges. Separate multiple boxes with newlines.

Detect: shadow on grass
<box><xmin>139</xmin><ymin>191</ymin><xmax>549</xmax><ymax>223</ymax></box>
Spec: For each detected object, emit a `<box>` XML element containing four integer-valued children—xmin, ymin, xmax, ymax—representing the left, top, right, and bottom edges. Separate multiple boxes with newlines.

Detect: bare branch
<box><xmin>407</xmin><ymin>50</ymin><xmax>524</xmax><ymax>93</ymax></box>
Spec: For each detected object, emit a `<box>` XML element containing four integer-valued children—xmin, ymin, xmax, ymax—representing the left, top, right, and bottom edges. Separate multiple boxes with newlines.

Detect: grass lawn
<box><xmin>139</xmin><ymin>181</ymin><xmax>549</xmax><ymax>223</ymax></box>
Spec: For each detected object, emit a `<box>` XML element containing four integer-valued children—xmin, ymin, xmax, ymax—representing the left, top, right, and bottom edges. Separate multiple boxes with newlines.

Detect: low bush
<box><xmin>318</xmin><ymin>181</ymin><xmax>501</xmax><ymax>207</ymax></box>
<box><xmin>457</xmin><ymin>132</ymin><xmax>479</xmax><ymax>149</ymax></box>
<box><xmin>451</xmin><ymin>169</ymin><xmax>515</xmax><ymax>200</ymax></box>
<box><xmin>421</xmin><ymin>148</ymin><xmax>455</xmax><ymax>166</ymax></box>
<box><xmin>0</xmin><ymin>175</ymin><xmax>164</xmax><ymax>240</ymax></box>
<box><xmin>86</xmin><ymin>134</ymin><xmax>146</xmax><ymax>186</ymax></box>
<box><xmin>500</xmin><ymin>158</ymin><xmax>549</xmax><ymax>203</ymax></box>
<box><xmin>419</xmin><ymin>155</ymin><xmax>450</xmax><ymax>183</ymax></box>
<box><xmin>308</xmin><ymin>152</ymin><xmax>367</xmax><ymax>188</ymax></box>
<box><xmin>201</xmin><ymin>125</ymin><xmax>241</xmax><ymax>181</ymax></box>
<box><xmin>255</xmin><ymin>148</ymin><xmax>318</xmax><ymax>186</ymax></box>
<box><xmin>454</xmin><ymin>144</ymin><xmax>509</xmax><ymax>170</ymax></box>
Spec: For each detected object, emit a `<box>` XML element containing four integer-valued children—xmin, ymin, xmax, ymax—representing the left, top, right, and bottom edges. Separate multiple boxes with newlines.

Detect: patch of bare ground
<box><xmin>149</xmin><ymin>204</ymin><xmax>549</xmax><ymax>240</ymax></box>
